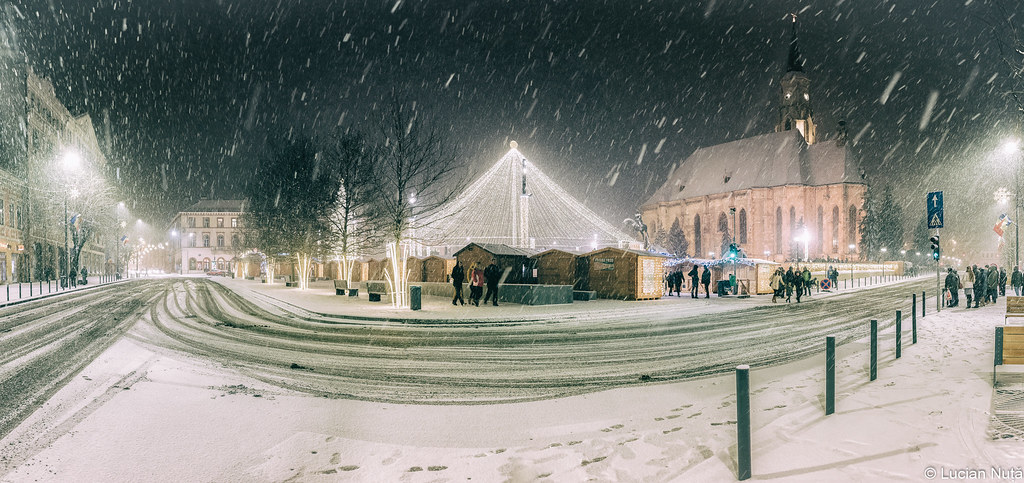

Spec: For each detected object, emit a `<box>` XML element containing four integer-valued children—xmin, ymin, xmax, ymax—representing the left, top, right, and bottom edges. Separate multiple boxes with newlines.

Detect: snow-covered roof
<box><xmin>454</xmin><ymin>242</ymin><xmax>535</xmax><ymax>257</ymax></box>
<box><xmin>644</xmin><ymin>131</ymin><xmax>864</xmax><ymax>206</ymax></box>
<box><xmin>181</xmin><ymin>199</ymin><xmax>248</xmax><ymax>213</ymax></box>
<box><xmin>419</xmin><ymin>146</ymin><xmax>640</xmax><ymax>250</ymax></box>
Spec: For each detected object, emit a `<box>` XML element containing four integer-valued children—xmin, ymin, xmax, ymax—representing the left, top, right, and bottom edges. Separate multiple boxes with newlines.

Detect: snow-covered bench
<box><xmin>365</xmin><ymin>281</ymin><xmax>387</xmax><ymax>302</ymax></box>
<box><xmin>1005</xmin><ymin>296</ymin><xmax>1024</xmax><ymax>324</ymax></box>
<box><xmin>994</xmin><ymin>326</ymin><xmax>1024</xmax><ymax>383</ymax></box>
<box><xmin>333</xmin><ymin>280</ymin><xmax>348</xmax><ymax>295</ymax></box>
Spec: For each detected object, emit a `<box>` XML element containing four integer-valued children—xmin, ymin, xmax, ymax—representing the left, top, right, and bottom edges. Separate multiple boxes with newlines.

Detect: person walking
<box><xmin>944</xmin><ymin>267</ymin><xmax>959</xmax><ymax>307</ymax></box>
<box><xmin>451</xmin><ymin>261</ymin><xmax>466</xmax><ymax>306</ymax></box>
<box><xmin>964</xmin><ymin>266</ymin><xmax>975</xmax><ymax>308</ymax></box>
<box><xmin>770</xmin><ymin>268</ymin><xmax>784</xmax><ymax>303</ymax></box>
<box><xmin>802</xmin><ymin>266</ymin><xmax>812</xmax><ymax>296</ymax></box>
<box><xmin>700</xmin><ymin>265</ymin><xmax>711</xmax><ymax>299</ymax></box>
<box><xmin>793</xmin><ymin>267</ymin><xmax>804</xmax><ymax>303</ymax></box>
<box><xmin>674</xmin><ymin>271</ymin><xmax>683</xmax><ymax>296</ymax></box>
<box><xmin>784</xmin><ymin>267</ymin><xmax>795</xmax><ymax>303</ymax></box>
<box><xmin>975</xmin><ymin>265</ymin><xmax>987</xmax><ymax>307</ymax></box>
<box><xmin>1000</xmin><ymin>267</ymin><xmax>1008</xmax><ymax>296</ymax></box>
<box><xmin>483</xmin><ymin>260</ymin><xmax>502</xmax><ymax>306</ymax></box>
<box><xmin>828</xmin><ymin>266</ymin><xmax>838</xmax><ymax>289</ymax></box>
<box><xmin>688</xmin><ymin>265</ymin><xmax>700</xmax><ymax>299</ymax></box>
<box><xmin>1013</xmin><ymin>266</ymin><xmax>1023</xmax><ymax>296</ymax></box>
<box><xmin>469</xmin><ymin>262</ymin><xmax>484</xmax><ymax>306</ymax></box>
<box><xmin>988</xmin><ymin>264</ymin><xmax>1000</xmax><ymax>304</ymax></box>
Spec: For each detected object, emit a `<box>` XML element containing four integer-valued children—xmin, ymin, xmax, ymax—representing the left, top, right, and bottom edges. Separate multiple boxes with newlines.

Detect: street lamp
<box><xmin>61</xmin><ymin>150</ymin><xmax>81</xmax><ymax>287</ymax></box>
<box><xmin>999</xmin><ymin>138</ymin><xmax>1021</xmax><ymax>267</ymax></box>
<box><xmin>849</xmin><ymin>244</ymin><xmax>857</xmax><ymax>283</ymax></box>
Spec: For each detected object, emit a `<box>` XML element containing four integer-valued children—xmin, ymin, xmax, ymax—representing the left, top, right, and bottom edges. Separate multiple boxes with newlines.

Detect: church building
<box><xmin>641</xmin><ymin>17</ymin><xmax>867</xmax><ymax>262</ymax></box>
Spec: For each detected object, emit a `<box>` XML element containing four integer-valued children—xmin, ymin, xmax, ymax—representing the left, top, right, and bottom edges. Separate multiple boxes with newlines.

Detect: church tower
<box><xmin>776</xmin><ymin>14</ymin><xmax>816</xmax><ymax>145</ymax></box>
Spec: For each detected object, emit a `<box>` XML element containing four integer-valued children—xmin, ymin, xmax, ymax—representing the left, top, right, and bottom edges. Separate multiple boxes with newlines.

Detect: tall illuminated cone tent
<box><xmin>419</xmin><ymin>141</ymin><xmax>640</xmax><ymax>254</ymax></box>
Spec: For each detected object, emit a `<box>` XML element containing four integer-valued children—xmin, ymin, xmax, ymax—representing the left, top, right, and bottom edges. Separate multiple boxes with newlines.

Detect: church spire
<box><xmin>787</xmin><ymin>13</ymin><xmax>804</xmax><ymax>73</ymax></box>
<box><xmin>776</xmin><ymin>14</ymin><xmax>815</xmax><ymax>144</ymax></box>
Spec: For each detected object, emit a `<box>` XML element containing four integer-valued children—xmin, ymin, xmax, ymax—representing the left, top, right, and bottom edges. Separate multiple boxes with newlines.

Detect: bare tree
<box><xmin>321</xmin><ymin>129</ymin><xmax>380</xmax><ymax>284</ymax></box>
<box><xmin>373</xmin><ymin>102</ymin><xmax>462</xmax><ymax>307</ymax></box>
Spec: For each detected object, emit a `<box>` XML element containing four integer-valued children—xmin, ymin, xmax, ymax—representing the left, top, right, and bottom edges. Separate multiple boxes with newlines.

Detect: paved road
<box><xmin>0</xmin><ymin>277</ymin><xmax>932</xmax><ymax>424</ymax></box>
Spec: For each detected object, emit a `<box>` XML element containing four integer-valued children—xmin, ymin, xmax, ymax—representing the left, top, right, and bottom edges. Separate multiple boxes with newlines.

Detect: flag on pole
<box><xmin>69</xmin><ymin>213</ymin><xmax>80</xmax><ymax>230</ymax></box>
<box><xmin>994</xmin><ymin>213</ymin><xmax>1013</xmax><ymax>237</ymax></box>
<box><xmin>120</xmin><ymin>235</ymin><xmax>128</xmax><ymax>245</ymax></box>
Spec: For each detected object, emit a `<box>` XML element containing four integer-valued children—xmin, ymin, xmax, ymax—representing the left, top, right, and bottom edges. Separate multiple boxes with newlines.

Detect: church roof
<box><xmin>643</xmin><ymin>131</ymin><xmax>863</xmax><ymax>206</ymax></box>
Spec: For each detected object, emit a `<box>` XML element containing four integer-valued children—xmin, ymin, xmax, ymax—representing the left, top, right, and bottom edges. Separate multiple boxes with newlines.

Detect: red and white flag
<box><xmin>994</xmin><ymin>213</ymin><xmax>1012</xmax><ymax>237</ymax></box>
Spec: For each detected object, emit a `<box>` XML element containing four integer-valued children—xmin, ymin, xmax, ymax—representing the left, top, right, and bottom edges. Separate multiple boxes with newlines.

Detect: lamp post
<box><xmin>61</xmin><ymin>151</ymin><xmax>81</xmax><ymax>286</ymax></box>
<box><xmin>1001</xmin><ymin>139</ymin><xmax>1021</xmax><ymax>267</ymax></box>
<box><xmin>849</xmin><ymin>244</ymin><xmax>856</xmax><ymax>283</ymax></box>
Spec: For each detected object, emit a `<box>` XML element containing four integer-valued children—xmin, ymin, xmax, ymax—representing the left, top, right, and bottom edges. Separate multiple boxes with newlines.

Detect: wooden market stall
<box><xmin>453</xmin><ymin>242</ymin><xmax>536</xmax><ymax>284</ymax></box>
<box><xmin>422</xmin><ymin>255</ymin><xmax>456</xmax><ymax>282</ymax></box>
<box><xmin>583</xmin><ymin>247</ymin><xmax>668</xmax><ymax>300</ymax></box>
<box><xmin>531</xmin><ymin>248</ymin><xmax>583</xmax><ymax>287</ymax></box>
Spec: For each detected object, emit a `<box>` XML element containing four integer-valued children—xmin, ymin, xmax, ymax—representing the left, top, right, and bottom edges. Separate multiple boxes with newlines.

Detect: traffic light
<box><xmin>728</xmin><ymin>243</ymin><xmax>739</xmax><ymax>259</ymax></box>
<box><xmin>930</xmin><ymin>235</ymin><xmax>940</xmax><ymax>260</ymax></box>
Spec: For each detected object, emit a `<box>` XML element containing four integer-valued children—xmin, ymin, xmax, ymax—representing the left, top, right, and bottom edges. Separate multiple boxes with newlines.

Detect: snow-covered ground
<box><xmin>1</xmin><ymin>277</ymin><xmax>1015</xmax><ymax>482</ymax></box>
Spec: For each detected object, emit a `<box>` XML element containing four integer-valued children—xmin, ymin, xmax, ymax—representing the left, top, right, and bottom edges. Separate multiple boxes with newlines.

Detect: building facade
<box><xmin>0</xmin><ymin>57</ymin><xmax>117</xmax><ymax>284</ymax></box>
<box><xmin>169</xmin><ymin>200</ymin><xmax>247</xmax><ymax>274</ymax></box>
<box><xmin>641</xmin><ymin>18</ymin><xmax>867</xmax><ymax>263</ymax></box>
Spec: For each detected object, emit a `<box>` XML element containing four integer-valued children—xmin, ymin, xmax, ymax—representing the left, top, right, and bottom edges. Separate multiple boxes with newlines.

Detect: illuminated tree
<box><xmin>243</xmin><ymin>135</ymin><xmax>340</xmax><ymax>289</ymax></box>
<box><xmin>373</xmin><ymin>102</ymin><xmax>462</xmax><ymax>308</ymax></box>
<box><xmin>321</xmin><ymin>129</ymin><xmax>380</xmax><ymax>283</ymax></box>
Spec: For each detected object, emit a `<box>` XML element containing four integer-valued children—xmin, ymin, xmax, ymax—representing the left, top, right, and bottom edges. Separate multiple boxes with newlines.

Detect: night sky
<box><xmin>9</xmin><ymin>0</ymin><xmax>1024</xmax><ymax>255</ymax></box>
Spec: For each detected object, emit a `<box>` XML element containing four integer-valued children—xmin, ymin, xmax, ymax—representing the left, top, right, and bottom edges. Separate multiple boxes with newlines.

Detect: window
<box><xmin>0</xmin><ymin>199</ymin><xmax>5</xmax><ymax>226</ymax></box>
<box><xmin>718</xmin><ymin>213</ymin><xmax>728</xmax><ymax>233</ymax></box>
<box><xmin>0</xmin><ymin>253</ymin><xmax>6</xmax><ymax>282</ymax></box>
<box><xmin>817</xmin><ymin>206</ymin><xmax>824</xmax><ymax>254</ymax></box>
<box><xmin>203</xmin><ymin>217</ymin><xmax>210</xmax><ymax>228</ymax></box>
<box><xmin>789</xmin><ymin>207</ymin><xmax>797</xmax><ymax>239</ymax></box>
<box><xmin>693</xmin><ymin>215</ymin><xmax>702</xmax><ymax>256</ymax></box>
<box><xmin>775</xmin><ymin>207</ymin><xmax>783</xmax><ymax>254</ymax></box>
<box><xmin>189</xmin><ymin>258</ymin><xmax>196</xmax><ymax>270</ymax></box>
<box><xmin>16</xmin><ymin>205</ymin><xmax>21</xmax><ymax>230</ymax></box>
<box><xmin>190</xmin><ymin>234</ymin><xmax>196</xmax><ymax>247</ymax></box>
<box><xmin>848</xmin><ymin>205</ymin><xmax>858</xmax><ymax>250</ymax></box>
<box><xmin>231</xmin><ymin>218</ymin><xmax>237</xmax><ymax>228</ymax></box>
<box><xmin>217</xmin><ymin>234</ymin><xmax>224</xmax><ymax>247</ymax></box>
<box><xmin>231</xmin><ymin>234</ymin><xmax>239</xmax><ymax>247</ymax></box>
<box><xmin>739</xmin><ymin>209</ymin><xmax>747</xmax><ymax>244</ymax></box>
<box><xmin>832</xmin><ymin>206</ymin><xmax>840</xmax><ymax>252</ymax></box>
<box><xmin>188</xmin><ymin>217</ymin><xmax>195</xmax><ymax>228</ymax></box>
<box><xmin>217</xmin><ymin>218</ymin><xmax>224</xmax><ymax>228</ymax></box>
<box><xmin>202</xmin><ymin>233</ymin><xmax>210</xmax><ymax>247</ymax></box>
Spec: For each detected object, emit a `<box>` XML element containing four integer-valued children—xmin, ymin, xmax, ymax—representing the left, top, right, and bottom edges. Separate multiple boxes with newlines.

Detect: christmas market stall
<box><xmin>584</xmin><ymin>247</ymin><xmax>668</xmax><ymax>300</ymax></box>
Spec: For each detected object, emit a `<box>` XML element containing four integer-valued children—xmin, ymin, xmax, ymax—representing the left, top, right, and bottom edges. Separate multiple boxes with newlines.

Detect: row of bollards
<box><xmin>3</xmin><ymin>275</ymin><xmax>122</xmax><ymax>304</ymax></box>
<box><xmin>735</xmin><ymin>291</ymin><xmax>923</xmax><ymax>480</ymax></box>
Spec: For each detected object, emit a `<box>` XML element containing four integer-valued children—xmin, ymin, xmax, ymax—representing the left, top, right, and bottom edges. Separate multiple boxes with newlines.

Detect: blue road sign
<box><xmin>927</xmin><ymin>191</ymin><xmax>944</xmax><ymax>229</ymax></box>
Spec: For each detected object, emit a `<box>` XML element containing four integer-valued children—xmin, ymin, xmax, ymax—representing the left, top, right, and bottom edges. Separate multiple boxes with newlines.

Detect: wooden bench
<box><xmin>994</xmin><ymin>326</ymin><xmax>1024</xmax><ymax>383</ymax></box>
<box><xmin>365</xmin><ymin>281</ymin><xmax>387</xmax><ymax>302</ymax></box>
<box><xmin>333</xmin><ymin>280</ymin><xmax>348</xmax><ymax>295</ymax></box>
<box><xmin>1006</xmin><ymin>296</ymin><xmax>1024</xmax><ymax>324</ymax></box>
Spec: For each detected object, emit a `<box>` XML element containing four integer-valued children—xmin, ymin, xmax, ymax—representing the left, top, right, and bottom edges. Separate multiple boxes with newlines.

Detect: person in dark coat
<box><xmin>1013</xmin><ymin>266</ymin><xmax>1023</xmax><ymax>296</ymax></box>
<box><xmin>483</xmin><ymin>260</ymin><xmax>502</xmax><ymax>306</ymax></box>
<box><xmin>793</xmin><ymin>267</ymin><xmax>804</xmax><ymax>303</ymax></box>
<box><xmin>988</xmin><ymin>264</ymin><xmax>1000</xmax><ymax>304</ymax></box>
<box><xmin>451</xmin><ymin>262</ymin><xmax>466</xmax><ymax>306</ymax></box>
<box><xmin>470</xmin><ymin>262</ymin><xmax>484</xmax><ymax>306</ymax></box>
<box><xmin>944</xmin><ymin>267</ymin><xmax>959</xmax><ymax>307</ymax></box>
<box><xmin>784</xmin><ymin>267</ymin><xmax>795</xmax><ymax>303</ymax></box>
<box><xmin>700</xmin><ymin>265</ymin><xmax>711</xmax><ymax>298</ymax></box>
<box><xmin>975</xmin><ymin>265</ymin><xmax>986</xmax><ymax>307</ymax></box>
<box><xmin>1000</xmin><ymin>268</ymin><xmax>1008</xmax><ymax>296</ymax></box>
<box><xmin>673</xmin><ymin>271</ymin><xmax>683</xmax><ymax>296</ymax></box>
<box><xmin>688</xmin><ymin>265</ymin><xmax>700</xmax><ymax>298</ymax></box>
<box><xmin>828</xmin><ymin>266</ymin><xmax>838</xmax><ymax>288</ymax></box>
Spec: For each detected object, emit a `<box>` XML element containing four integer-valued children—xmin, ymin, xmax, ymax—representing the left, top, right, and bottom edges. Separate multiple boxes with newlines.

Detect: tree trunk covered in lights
<box><xmin>373</xmin><ymin>102</ymin><xmax>463</xmax><ymax>307</ymax></box>
<box><xmin>323</xmin><ymin>129</ymin><xmax>380</xmax><ymax>282</ymax></box>
<box><xmin>242</xmin><ymin>134</ymin><xmax>341</xmax><ymax>289</ymax></box>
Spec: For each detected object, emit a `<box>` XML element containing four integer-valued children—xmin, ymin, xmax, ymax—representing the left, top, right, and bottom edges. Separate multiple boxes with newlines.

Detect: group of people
<box><xmin>944</xmin><ymin>264</ymin><xmax>1023</xmax><ymax>308</ymax></box>
<box><xmin>768</xmin><ymin>266</ymin><xmax>816</xmax><ymax>303</ymax></box>
<box><xmin>664</xmin><ymin>265</ymin><xmax>713</xmax><ymax>298</ymax></box>
<box><xmin>450</xmin><ymin>260</ymin><xmax>503</xmax><ymax>307</ymax></box>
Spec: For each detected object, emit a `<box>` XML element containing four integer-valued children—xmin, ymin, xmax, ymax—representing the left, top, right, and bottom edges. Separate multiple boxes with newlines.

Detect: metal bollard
<box><xmin>870</xmin><ymin>319</ymin><xmax>878</xmax><ymax>381</ymax></box>
<box><xmin>826</xmin><ymin>336</ymin><xmax>835</xmax><ymax>415</ymax></box>
<box><xmin>913</xmin><ymin>304</ymin><xmax>918</xmax><ymax>344</ymax></box>
<box><xmin>922</xmin><ymin>291</ymin><xmax>926</xmax><ymax>318</ymax></box>
<box><xmin>896</xmin><ymin>310</ymin><xmax>902</xmax><ymax>359</ymax></box>
<box><xmin>736</xmin><ymin>365</ymin><xmax>751</xmax><ymax>480</ymax></box>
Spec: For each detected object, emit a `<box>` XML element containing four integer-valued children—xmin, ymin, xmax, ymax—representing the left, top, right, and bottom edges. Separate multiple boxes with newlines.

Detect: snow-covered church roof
<box><xmin>418</xmin><ymin>143</ymin><xmax>640</xmax><ymax>251</ymax></box>
<box><xmin>643</xmin><ymin>131</ymin><xmax>864</xmax><ymax>206</ymax></box>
